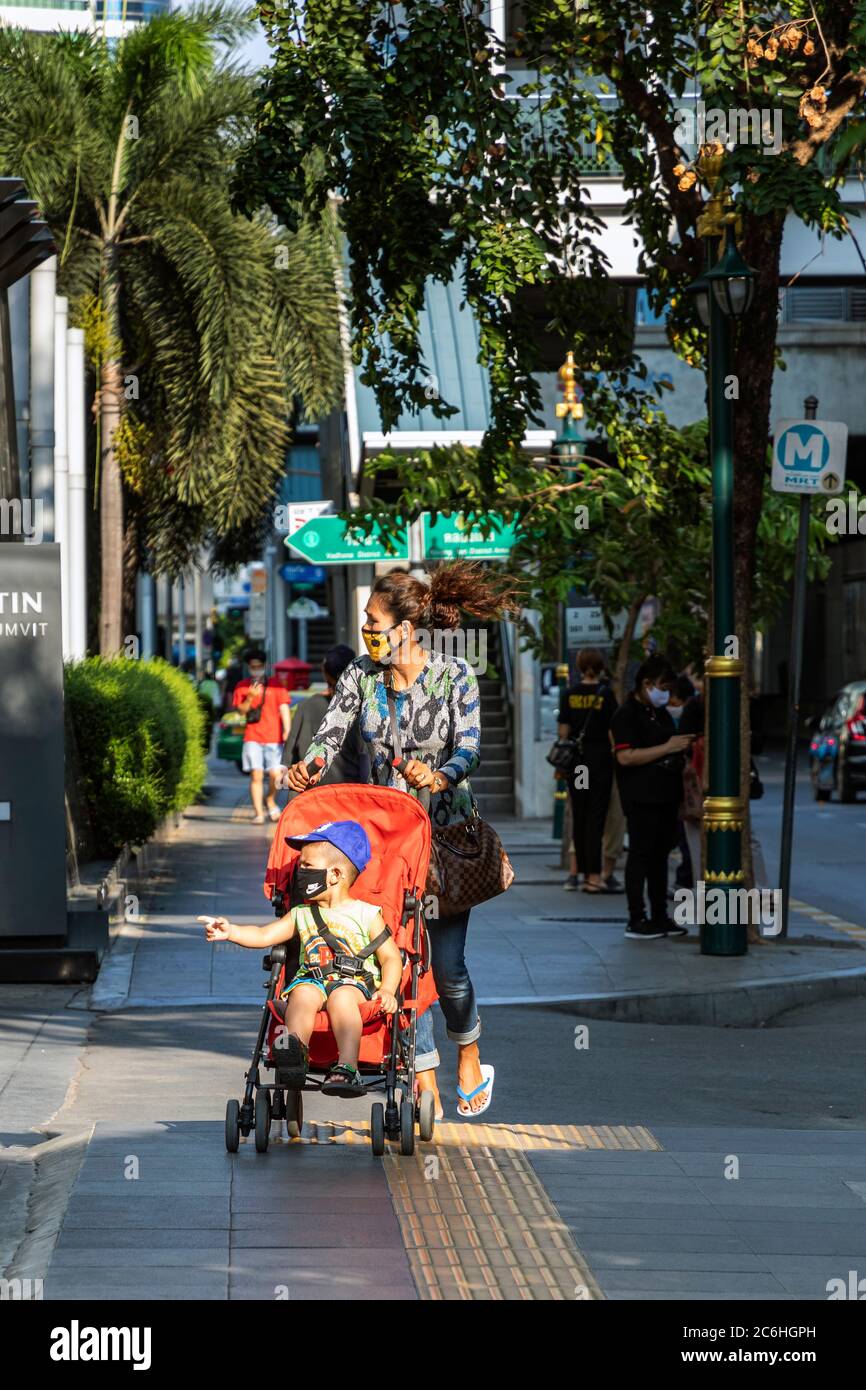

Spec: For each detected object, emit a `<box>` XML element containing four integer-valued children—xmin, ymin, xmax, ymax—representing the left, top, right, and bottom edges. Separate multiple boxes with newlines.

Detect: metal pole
<box><xmin>778</xmin><ymin>395</ymin><xmax>817</xmax><ymax>938</ymax></box>
<box><xmin>177</xmin><ymin>575</ymin><xmax>186</xmax><ymax>667</ymax></box>
<box><xmin>29</xmin><ymin>255</ymin><xmax>56</xmax><ymax>541</ymax></box>
<box><xmin>54</xmin><ymin>296</ymin><xmax>70</xmax><ymax>652</ymax></box>
<box><xmin>66</xmin><ymin>327</ymin><xmax>88</xmax><ymax>659</ymax></box>
<box><xmin>194</xmin><ymin>568</ymin><xmax>203</xmax><ymax>676</ymax></box>
<box><xmin>138</xmin><ymin>571</ymin><xmax>155</xmax><ymax>659</ymax></box>
<box><xmin>553</xmin><ymin>352</ymin><xmax>583</xmax><ymax>842</ymax></box>
<box><xmin>702</xmin><ymin>234</ymin><xmax>746</xmax><ymax>956</ymax></box>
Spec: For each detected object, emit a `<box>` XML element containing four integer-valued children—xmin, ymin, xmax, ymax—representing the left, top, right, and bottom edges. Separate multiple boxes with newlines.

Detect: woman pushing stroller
<box><xmin>281</xmin><ymin>561</ymin><xmax>517</xmax><ymax>1119</ymax></box>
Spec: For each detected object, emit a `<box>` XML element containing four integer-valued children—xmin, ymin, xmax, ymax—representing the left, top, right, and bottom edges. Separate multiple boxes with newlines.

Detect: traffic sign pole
<box><xmin>778</xmin><ymin>395</ymin><xmax>818</xmax><ymax>939</ymax></box>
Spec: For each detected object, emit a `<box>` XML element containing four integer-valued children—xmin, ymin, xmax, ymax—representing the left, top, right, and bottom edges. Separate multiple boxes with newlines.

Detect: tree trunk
<box><xmin>99</xmin><ymin>355</ymin><xmax>124</xmax><ymax>655</ymax></box>
<box><xmin>611</xmin><ymin>593</ymin><xmax>647</xmax><ymax>702</ymax></box>
<box><xmin>732</xmin><ymin>210</ymin><xmax>786</xmax><ymax>907</ymax></box>
<box><xmin>122</xmin><ymin>508</ymin><xmax>139</xmax><ymax>649</ymax></box>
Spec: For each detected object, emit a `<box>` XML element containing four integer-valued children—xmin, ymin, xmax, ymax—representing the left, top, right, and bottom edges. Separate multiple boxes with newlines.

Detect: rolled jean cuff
<box><xmin>445</xmin><ymin>1017</ymin><xmax>481</xmax><ymax>1046</ymax></box>
<box><xmin>415</xmin><ymin>1047</ymin><xmax>440</xmax><ymax>1072</ymax></box>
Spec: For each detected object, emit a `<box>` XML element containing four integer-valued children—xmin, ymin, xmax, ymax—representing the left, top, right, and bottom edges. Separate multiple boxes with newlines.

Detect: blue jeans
<box><xmin>413</xmin><ymin>909</ymin><xmax>481</xmax><ymax>1072</ymax></box>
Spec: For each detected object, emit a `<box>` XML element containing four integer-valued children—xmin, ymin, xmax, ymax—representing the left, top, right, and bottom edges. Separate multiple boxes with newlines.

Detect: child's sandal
<box><xmin>321</xmin><ymin>1064</ymin><xmax>366</xmax><ymax>1098</ymax></box>
<box><xmin>273</xmin><ymin>1031</ymin><xmax>308</xmax><ymax>1090</ymax></box>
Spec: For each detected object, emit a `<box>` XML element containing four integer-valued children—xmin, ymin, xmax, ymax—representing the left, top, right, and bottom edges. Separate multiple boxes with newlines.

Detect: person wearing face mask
<box><xmin>283</xmin><ymin>561</ymin><xmax>519</xmax><ymax>1121</ymax></box>
<box><xmin>611</xmin><ymin>655</ymin><xmax>695</xmax><ymax>939</ymax></box>
<box><xmin>233</xmin><ymin>649</ymin><xmax>292</xmax><ymax>824</ymax></box>
<box><xmin>200</xmin><ymin>821</ymin><xmax>402</xmax><ymax>1097</ymax></box>
<box><xmin>557</xmin><ymin>647</ymin><xmax>617</xmax><ymax>893</ymax></box>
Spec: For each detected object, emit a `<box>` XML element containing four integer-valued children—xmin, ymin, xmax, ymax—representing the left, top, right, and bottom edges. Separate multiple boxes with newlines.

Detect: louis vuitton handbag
<box><xmin>386</xmin><ymin>680</ymin><xmax>514</xmax><ymax>917</ymax></box>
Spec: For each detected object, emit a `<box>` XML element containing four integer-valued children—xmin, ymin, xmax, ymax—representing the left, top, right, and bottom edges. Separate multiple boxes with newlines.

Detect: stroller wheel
<box><xmin>417</xmin><ymin>1088</ymin><xmax>436</xmax><ymax>1142</ymax></box>
<box><xmin>285</xmin><ymin>1089</ymin><xmax>303</xmax><ymax>1139</ymax></box>
<box><xmin>225</xmin><ymin>1099</ymin><xmax>240</xmax><ymax>1153</ymax></box>
<box><xmin>254</xmin><ymin>1089</ymin><xmax>271</xmax><ymax>1153</ymax></box>
<box><xmin>400</xmin><ymin>1099</ymin><xmax>415</xmax><ymax>1156</ymax></box>
<box><xmin>370</xmin><ymin>1102</ymin><xmax>386</xmax><ymax>1157</ymax></box>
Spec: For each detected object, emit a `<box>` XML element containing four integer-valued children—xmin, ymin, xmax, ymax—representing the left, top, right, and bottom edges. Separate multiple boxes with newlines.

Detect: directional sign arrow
<box><xmin>285</xmin><ymin>515</ymin><xmax>409</xmax><ymax>564</ymax></box>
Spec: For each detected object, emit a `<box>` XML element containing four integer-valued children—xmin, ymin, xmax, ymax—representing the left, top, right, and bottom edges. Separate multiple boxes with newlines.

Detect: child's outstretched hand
<box><xmin>198</xmin><ymin>915</ymin><xmax>231</xmax><ymax>942</ymax></box>
<box><xmin>372</xmin><ymin>988</ymin><xmax>397</xmax><ymax>1015</ymax></box>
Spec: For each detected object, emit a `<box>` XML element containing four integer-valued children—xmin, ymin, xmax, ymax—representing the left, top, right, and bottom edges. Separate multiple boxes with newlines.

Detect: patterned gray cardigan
<box><xmin>302</xmin><ymin>653</ymin><xmax>481</xmax><ymax>827</ymax></box>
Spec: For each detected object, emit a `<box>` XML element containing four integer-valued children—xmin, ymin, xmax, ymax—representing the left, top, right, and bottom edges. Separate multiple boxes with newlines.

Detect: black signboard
<box><xmin>0</xmin><ymin>543</ymin><xmax>67</xmax><ymax>936</ymax></box>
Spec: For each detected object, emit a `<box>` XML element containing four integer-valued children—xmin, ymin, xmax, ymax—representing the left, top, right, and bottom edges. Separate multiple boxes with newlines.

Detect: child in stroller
<box><xmin>212</xmin><ymin>780</ymin><xmax>438</xmax><ymax>1156</ymax></box>
<box><xmin>201</xmin><ymin>820</ymin><xmax>403</xmax><ymax>1097</ymax></box>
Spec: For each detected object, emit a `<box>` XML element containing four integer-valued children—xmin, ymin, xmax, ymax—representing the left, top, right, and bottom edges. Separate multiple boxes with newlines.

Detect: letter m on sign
<box><xmin>782</xmin><ymin>428</ymin><xmax>825</xmax><ymax>474</ymax></box>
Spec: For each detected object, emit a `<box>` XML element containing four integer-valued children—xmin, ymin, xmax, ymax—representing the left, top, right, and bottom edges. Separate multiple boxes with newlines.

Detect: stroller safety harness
<box><xmin>305</xmin><ymin>901</ymin><xmax>390</xmax><ymax>991</ymax></box>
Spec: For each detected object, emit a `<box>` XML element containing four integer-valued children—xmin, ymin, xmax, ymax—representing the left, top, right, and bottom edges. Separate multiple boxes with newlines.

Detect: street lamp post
<box><xmin>552</xmin><ymin>351</ymin><xmax>584</xmax><ymax>842</ymax></box>
<box><xmin>686</xmin><ymin>149</ymin><xmax>756</xmax><ymax>958</ymax></box>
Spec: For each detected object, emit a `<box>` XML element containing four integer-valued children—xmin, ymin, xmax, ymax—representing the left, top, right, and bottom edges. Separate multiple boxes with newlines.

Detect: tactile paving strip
<box><xmin>289</xmin><ymin>1119</ymin><xmax>660</xmax><ymax>1300</ymax></box>
<box><xmin>385</xmin><ymin>1146</ymin><xmax>602</xmax><ymax>1300</ymax></box>
<box><xmin>296</xmin><ymin>1119</ymin><xmax>659</xmax><ymax>1151</ymax></box>
<box><xmin>789</xmin><ymin>897</ymin><xmax>866</xmax><ymax>945</ymax></box>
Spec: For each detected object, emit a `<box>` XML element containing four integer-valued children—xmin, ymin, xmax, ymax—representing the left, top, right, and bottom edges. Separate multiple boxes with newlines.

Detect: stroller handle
<box><xmin>392</xmin><ymin>756</ymin><xmax>431</xmax><ymax>813</ymax></box>
<box><xmin>304</xmin><ymin>756</ymin><xmax>326</xmax><ymax>783</ymax></box>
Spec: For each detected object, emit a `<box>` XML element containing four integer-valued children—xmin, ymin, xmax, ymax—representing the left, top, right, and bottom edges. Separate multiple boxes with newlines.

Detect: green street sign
<box><xmin>286</xmin><ymin>515</ymin><xmax>409</xmax><ymax>565</ymax></box>
<box><xmin>422</xmin><ymin>511</ymin><xmax>519</xmax><ymax>560</ymax></box>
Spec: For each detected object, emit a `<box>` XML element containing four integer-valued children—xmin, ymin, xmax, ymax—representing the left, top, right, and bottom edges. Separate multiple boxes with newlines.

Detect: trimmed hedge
<box><xmin>65</xmin><ymin>657</ymin><xmax>207</xmax><ymax>859</ymax></box>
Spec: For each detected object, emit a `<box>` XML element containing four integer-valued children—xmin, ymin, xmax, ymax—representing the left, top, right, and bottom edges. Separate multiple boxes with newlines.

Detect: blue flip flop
<box><xmin>456</xmin><ymin>1064</ymin><xmax>495</xmax><ymax>1118</ymax></box>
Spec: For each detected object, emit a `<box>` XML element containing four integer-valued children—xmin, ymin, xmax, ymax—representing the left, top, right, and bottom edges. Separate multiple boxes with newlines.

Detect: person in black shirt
<box><xmin>611</xmin><ymin>655</ymin><xmax>695</xmax><ymax>939</ymax></box>
<box><xmin>557</xmin><ymin>647</ymin><xmax>617</xmax><ymax>892</ymax></box>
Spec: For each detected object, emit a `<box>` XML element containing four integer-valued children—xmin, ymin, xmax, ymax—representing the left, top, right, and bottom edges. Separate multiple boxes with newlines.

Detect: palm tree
<box><xmin>0</xmin><ymin>7</ymin><xmax>343</xmax><ymax>653</ymax></box>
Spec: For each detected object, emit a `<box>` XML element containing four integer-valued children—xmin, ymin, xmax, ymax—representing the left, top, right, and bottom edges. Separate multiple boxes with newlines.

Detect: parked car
<box><xmin>807</xmin><ymin>681</ymin><xmax>866</xmax><ymax>802</ymax></box>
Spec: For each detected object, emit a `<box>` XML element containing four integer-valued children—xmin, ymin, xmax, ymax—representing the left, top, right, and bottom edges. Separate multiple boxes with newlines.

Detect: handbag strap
<box><xmin>386</xmin><ymin>676</ymin><xmax>432</xmax><ymax>813</ymax></box>
<box><xmin>386</xmin><ymin>675</ymin><xmax>403</xmax><ymax>761</ymax></box>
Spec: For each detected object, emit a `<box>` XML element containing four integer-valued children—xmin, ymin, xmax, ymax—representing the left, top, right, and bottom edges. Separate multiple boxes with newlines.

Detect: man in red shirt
<box><xmin>232</xmin><ymin>649</ymin><xmax>292</xmax><ymax>823</ymax></box>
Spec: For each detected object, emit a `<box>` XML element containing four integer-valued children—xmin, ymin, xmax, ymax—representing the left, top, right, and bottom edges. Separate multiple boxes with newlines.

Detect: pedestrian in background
<box><xmin>232</xmin><ymin>649</ymin><xmax>292</xmax><ymax>824</ymax></box>
<box><xmin>611</xmin><ymin>655</ymin><xmax>694</xmax><ymax>939</ymax></box>
<box><xmin>678</xmin><ymin>679</ymin><xmax>705</xmax><ymax>890</ymax></box>
<box><xmin>669</xmin><ymin>674</ymin><xmax>698</xmax><ymax>890</ymax></box>
<box><xmin>558</xmin><ymin>647</ymin><xmax>616</xmax><ymax>893</ymax></box>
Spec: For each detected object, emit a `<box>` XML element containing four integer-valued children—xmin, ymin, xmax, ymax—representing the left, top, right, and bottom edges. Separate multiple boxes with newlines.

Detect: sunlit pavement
<box><xmin>2</xmin><ymin>749</ymin><xmax>866</xmax><ymax>1300</ymax></box>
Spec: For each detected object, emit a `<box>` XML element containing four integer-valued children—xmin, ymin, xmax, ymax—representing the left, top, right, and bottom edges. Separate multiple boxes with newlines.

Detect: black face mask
<box><xmin>295</xmin><ymin>865</ymin><xmax>329</xmax><ymax>901</ymax></box>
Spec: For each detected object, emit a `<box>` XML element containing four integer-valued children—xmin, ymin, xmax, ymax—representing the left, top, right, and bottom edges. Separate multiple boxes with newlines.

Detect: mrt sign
<box><xmin>771</xmin><ymin>419</ymin><xmax>847</xmax><ymax>495</ymax></box>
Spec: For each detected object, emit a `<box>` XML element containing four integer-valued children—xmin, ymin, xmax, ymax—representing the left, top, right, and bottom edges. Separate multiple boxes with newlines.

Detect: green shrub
<box><xmin>194</xmin><ymin>688</ymin><xmax>216</xmax><ymax>753</ymax></box>
<box><xmin>65</xmin><ymin>657</ymin><xmax>206</xmax><ymax>859</ymax></box>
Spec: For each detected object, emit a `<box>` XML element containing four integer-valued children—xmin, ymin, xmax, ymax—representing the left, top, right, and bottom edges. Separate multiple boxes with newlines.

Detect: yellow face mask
<box><xmin>361</xmin><ymin>623</ymin><xmax>399</xmax><ymax>664</ymax></box>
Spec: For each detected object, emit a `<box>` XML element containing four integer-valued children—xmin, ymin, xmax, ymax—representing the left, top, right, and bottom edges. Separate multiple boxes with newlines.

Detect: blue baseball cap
<box><xmin>286</xmin><ymin>819</ymin><xmax>371</xmax><ymax>874</ymax></box>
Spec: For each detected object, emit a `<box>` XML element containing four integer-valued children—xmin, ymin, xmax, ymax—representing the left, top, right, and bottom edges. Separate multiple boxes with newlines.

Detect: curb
<box><xmin>479</xmin><ymin>964</ymin><xmax>866</xmax><ymax>1026</ymax></box>
<box><xmin>4</xmin><ymin>1128</ymin><xmax>94</xmax><ymax>1286</ymax></box>
<box><xmin>85</xmin><ymin>807</ymin><xmax>194</xmax><ymax>1012</ymax></box>
<box><xmin>89</xmin><ymin>965</ymin><xmax>866</xmax><ymax>1024</ymax></box>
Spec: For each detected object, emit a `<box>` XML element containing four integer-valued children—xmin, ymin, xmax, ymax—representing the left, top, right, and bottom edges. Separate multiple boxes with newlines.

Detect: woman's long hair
<box><xmin>371</xmin><ymin>561</ymin><xmax>521</xmax><ymax>632</ymax></box>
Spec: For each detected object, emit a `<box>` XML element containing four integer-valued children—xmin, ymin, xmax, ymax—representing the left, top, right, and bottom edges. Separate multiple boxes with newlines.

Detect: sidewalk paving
<box><xmin>91</xmin><ymin>759</ymin><xmax>866</xmax><ymax>1026</ymax></box>
<box><xmin>2</xmin><ymin>757</ymin><xmax>865</xmax><ymax>1302</ymax></box>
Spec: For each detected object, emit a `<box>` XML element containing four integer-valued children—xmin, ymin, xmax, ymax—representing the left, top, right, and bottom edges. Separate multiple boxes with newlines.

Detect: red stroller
<box><xmin>223</xmin><ymin>782</ymin><xmax>438</xmax><ymax>1156</ymax></box>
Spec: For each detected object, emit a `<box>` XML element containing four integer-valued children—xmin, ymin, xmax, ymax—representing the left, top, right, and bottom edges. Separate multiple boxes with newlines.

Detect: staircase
<box><xmin>291</xmin><ymin>581</ymin><xmax>336</xmax><ymax>668</ymax></box>
<box><xmin>305</xmin><ymin>611</ymin><xmax>337</xmax><ymax>666</ymax></box>
<box><xmin>472</xmin><ymin>624</ymin><xmax>515</xmax><ymax>818</ymax></box>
